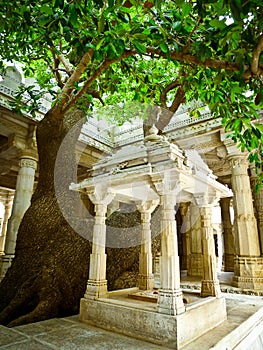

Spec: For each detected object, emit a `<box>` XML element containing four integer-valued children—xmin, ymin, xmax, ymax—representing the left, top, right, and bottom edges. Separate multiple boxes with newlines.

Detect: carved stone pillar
<box><xmin>1</xmin><ymin>153</ymin><xmax>37</xmax><ymax>280</ymax></box>
<box><xmin>152</xmin><ymin>173</ymin><xmax>185</xmax><ymax>316</ymax></box>
<box><xmin>229</xmin><ymin>156</ymin><xmax>263</xmax><ymax>289</ymax></box>
<box><xmin>84</xmin><ymin>190</ymin><xmax>114</xmax><ymax>300</ymax></box>
<box><xmin>195</xmin><ymin>194</ymin><xmax>221</xmax><ymax>297</ymax></box>
<box><xmin>250</xmin><ymin>168</ymin><xmax>263</xmax><ymax>255</ymax></box>
<box><xmin>179</xmin><ymin>202</ymin><xmax>190</xmax><ymax>270</ymax></box>
<box><xmin>0</xmin><ymin>192</ymin><xmax>13</xmax><ymax>255</ymax></box>
<box><xmin>220</xmin><ymin>197</ymin><xmax>235</xmax><ymax>272</ymax></box>
<box><xmin>136</xmin><ymin>200</ymin><xmax>158</xmax><ymax>290</ymax></box>
<box><xmin>188</xmin><ymin>204</ymin><xmax>203</xmax><ymax>276</ymax></box>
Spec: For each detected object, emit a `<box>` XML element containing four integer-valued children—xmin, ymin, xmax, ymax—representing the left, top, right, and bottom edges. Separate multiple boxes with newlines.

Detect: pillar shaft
<box><xmin>137</xmin><ymin>201</ymin><xmax>158</xmax><ymax>290</ymax></box>
<box><xmin>230</xmin><ymin>156</ymin><xmax>263</xmax><ymax>289</ymax></box>
<box><xmin>200</xmin><ymin>207</ymin><xmax>221</xmax><ymax>297</ymax></box>
<box><xmin>0</xmin><ymin>156</ymin><xmax>37</xmax><ymax>280</ymax></box>
<box><xmin>0</xmin><ymin>194</ymin><xmax>13</xmax><ymax>254</ymax></box>
<box><xmin>84</xmin><ymin>191</ymin><xmax>114</xmax><ymax>300</ymax></box>
<box><xmin>5</xmin><ymin>157</ymin><xmax>37</xmax><ymax>255</ymax></box>
<box><xmin>188</xmin><ymin>204</ymin><xmax>203</xmax><ymax>276</ymax></box>
<box><xmin>179</xmin><ymin>202</ymin><xmax>190</xmax><ymax>270</ymax></box>
<box><xmin>230</xmin><ymin>156</ymin><xmax>260</xmax><ymax>256</ymax></box>
<box><xmin>157</xmin><ymin>193</ymin><xmax>185</xmax><ymax>315</ymax></box>
<box><xmin>250</xmin><ymin>170</ymin><xmax>263</xmax><ymax>255</ymax></box>
<box><xmin>220</xmin><ymin>197</ymin><xmax>234</xmax><ymax>272</ymax></box>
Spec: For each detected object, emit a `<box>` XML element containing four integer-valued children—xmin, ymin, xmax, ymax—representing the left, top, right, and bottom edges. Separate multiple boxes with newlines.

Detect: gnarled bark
<box><xmin>0</xmin><ymin>108</ymin><xmax>152</xmax><ymax>327</ymax></box>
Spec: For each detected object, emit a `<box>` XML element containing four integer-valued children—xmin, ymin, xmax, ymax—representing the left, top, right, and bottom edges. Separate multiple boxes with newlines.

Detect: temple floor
<box><xmin>1</xmin><ymin>272</ymin><xmax>263</xmax><ymax>349</ymax></box>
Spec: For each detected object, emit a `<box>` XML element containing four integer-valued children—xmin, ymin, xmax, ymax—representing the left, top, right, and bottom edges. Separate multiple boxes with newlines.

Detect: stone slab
<box><xmin>79</xmin><ymin>295</ymin><xmax>227</xmax><ymax>349</ymax></box>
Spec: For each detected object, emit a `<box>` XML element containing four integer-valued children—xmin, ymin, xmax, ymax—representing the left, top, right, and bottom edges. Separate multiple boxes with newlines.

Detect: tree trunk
<box><xmin>0</xmin><ymin>108</ymin><xmax>161</xmax><ymax>327</ymax></box>
<box><xmin>0</xmin><ymin>108</ymin><xmax>91</xmax><ymax>326</ymax></box>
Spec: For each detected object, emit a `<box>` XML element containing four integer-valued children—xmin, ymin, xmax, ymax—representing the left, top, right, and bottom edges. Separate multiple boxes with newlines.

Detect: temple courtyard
<box><xmin>1</xmin><ymin>67</ymin><xmax>263</xmax><ymax>349</ymax></box>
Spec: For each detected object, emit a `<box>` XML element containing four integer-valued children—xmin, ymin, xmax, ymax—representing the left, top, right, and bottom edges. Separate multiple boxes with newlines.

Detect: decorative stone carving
<box><xmin>136</xmin><ymin>200</ymin><xmax>159</xmax><ymax>290</ymax></box>
<box><xmin>0</xmin><ymin>192</ymin><xmax>13</xmax><ymax>255</ymax></box>
<box><xmin>220</xmin><ymin>197</ymin><xmax>235</xmax><ymax>272</ymax></box>
<box><xmin>194</xmin><ymin>196</ymin><xmax>222</xmax><ymax>298</ymax></box>
<box><xmin>85</xmin><ymin>189</ymin><xmax>115</xmax><ymax>300</ymax></box>
<box><xmin>227</xmin><ymin>154</ymin><xmax>263</xmax><ymax>289</ymax></box>
<box><xmin>0</xmin><ymin>154</ymin><xmax>37</xmax><ymax>280</ymax></box>
<box><xmin>19</xmin><ymin>158</ymin><xmax>37</xmax><ymax>169</ymax></box>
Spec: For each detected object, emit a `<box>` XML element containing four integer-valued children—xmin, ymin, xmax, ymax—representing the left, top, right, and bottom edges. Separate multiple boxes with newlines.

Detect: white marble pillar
<box><xmin>136</xmin><ymin>200</ymin><xmax>158</xmax><ymax>290</ymax></box>
<box><xmin>179</xmin><ymin>202</ymin><xmax>190</xmax><ymax>271</ymax></box>
<box><xmin>188</xmin><ymin>203</ymin><xmax>203</xmax><ymax>276</ymax></box>
<box><xmin>84</xmin><ymin>190</ymin><xmax>114</xmax><ymax>300</ymax></box>
<box><xmin>229</xmin><ymin>156</ymin><xmax>263</xmax><ymax>289</ymax></box>
<box><xmin>152</xmin><ymin>172</ymin><xmax>185</xmax><ymax>315</ymax></box>
<box><xmin>250</xmin><ymin>168</ymin><xmax>263</xmax><ymax>255</ymax></box>
<box><xmin>157</xmin><ymin>191</ymin><xmax>185</xmax><ymax>315</ymax></box>
<box><xmin>0</xmin><ymin>193</ymin><xmax>13</xmax><ymax>255</ymax></box>
<box><xmin>230</xmin><ymin>156</ymin><xmax>260</xmax><ymax>256</ymax></box>
<box><xmin>0</xmin><ymin>154</ymin><xmax>37</xmax><ymax>280</ymax></box>
<box><xmin>220</xmin><ymin>197</ymin><xmax>235</xmax><ymax>272</ymax></box>
<box><xmin>199</xmin><ymin>204</ymin><xmax>221</xmax><ymax>297</ymax></box>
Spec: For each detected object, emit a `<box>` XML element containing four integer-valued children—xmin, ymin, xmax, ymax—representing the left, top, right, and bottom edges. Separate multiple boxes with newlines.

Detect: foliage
<box><xmin>0</xmin><ymin>0</ymin><xmax>263</xmax><ymax>182</ymax></box>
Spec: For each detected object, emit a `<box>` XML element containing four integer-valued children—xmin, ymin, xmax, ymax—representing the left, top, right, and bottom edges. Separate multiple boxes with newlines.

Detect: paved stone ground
<box><xmin>0</xmin><ymin>316</ymin><xmax>171</xmax><ymax>350</ymax></box>
<box><xmin>1</xmin><ymin>272</ymin><xmax>263</xmax><ymax>349</ymax></box>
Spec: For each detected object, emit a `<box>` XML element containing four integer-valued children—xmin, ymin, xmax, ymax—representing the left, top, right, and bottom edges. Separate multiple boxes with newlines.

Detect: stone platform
<box><xmin>79</xmin><ymin>288</ymin><xmax>227</xmax><ymax>349</ymax></box>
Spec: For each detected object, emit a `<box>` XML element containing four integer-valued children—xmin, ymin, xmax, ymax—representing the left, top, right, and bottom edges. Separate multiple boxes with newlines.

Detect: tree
<box><xmin>0</xmin><ymin>0</ymin><xmax>262</xmax><ymax>326</ymax></box>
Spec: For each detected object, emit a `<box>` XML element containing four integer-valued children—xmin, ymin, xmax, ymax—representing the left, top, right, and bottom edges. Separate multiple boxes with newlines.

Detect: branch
<box><xmin>183</xmin><ymin>19</ymin><xmax>202</xmax><ymax>54</ymax></box>
<box><xmin>86</xmin><ymin>89</ymin><xmax>105</xmax><ymax>106</ymax></box>
<box><xmin>57</xmin><ymin>54</ymin><xmax>74</xmax><ymax>76</ymax></box>
<box><xmin>147</xmin><ymin>47</ymin><xmax>240</xmax><ymax>71</ymax></box>
<box><xmin>48</xmin><ymin>47</ymin><xmax>64</xmax><ymax>89</ymax></box>
<box><xmin>55</xmin><ymin>49</ymin><xmax>94</xmax><ymax>112</ymax></box>
<box><xmin>251</xmin><ymin>33</ymin><xmax>263</xmax><ymax>75</ymax></box>
<box><xmin>63</xmin><ymin>50</ymin><xmax>136</xmax><ymax>112</ymax></box>
<box><xmin>147</xmin><ymin>47</ymin><xmax>263</xmax><ymax>79</ymax></box>
<box><xmin>156</xmin><ymin>85</ymin><xmax>185</xmax><ymax>131</ymax></box>
<box><xmin>160</xmin><ymin>81</ymin><xmax>180</xmax><ymax>108</ymax></box>
<box><xmin>169</xmin><ymin>85</ymin><xmax>186</xmax><ymax>113</ymax></box>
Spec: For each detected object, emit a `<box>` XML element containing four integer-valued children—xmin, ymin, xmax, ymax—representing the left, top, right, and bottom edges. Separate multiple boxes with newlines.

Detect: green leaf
<box><xmin>96</xmin><ymin>38</ymin><xmax>105</xmax><ymax>50</ymax></box>
<box><xmin>182</xmin><ymin>3</ymin><xmax>192</xmax><ymax>17</ymax></box>
<box><xmin>40</xmin><ymin>5</ymin><xmax>53</xmax><ymax>15</ymax></box>
<box><xmin>68</xmin><ymin>3</ymin><xmax>78</xmax><ymax>27</ymax></box>
<box><xmin>142</xmin><ymin>29</ymin><xmax>151</xmax><ymax>35</ymax></box>
<box><xmin>160</xmin><ymin>42</ymin><xmax>169</xmax><ymax>53</ymax></box>
<box><xmin>254</xmin><ymin>123</ymin><xmax>263</xmax><ymax>132</ymax></box>
<box><xmin>132</xmin><ymin>40</ymin><xmax>146</xmax><ymax>54</ymax></box>
<box><xmin>209</xmin><ymin>19</ymin><xmax>226</xmax><ymax>30</ymax></box>
<box><xmin>172</xmin><ymin>21</ymin><xmax>182</xmax><ymax>31</ymax></box>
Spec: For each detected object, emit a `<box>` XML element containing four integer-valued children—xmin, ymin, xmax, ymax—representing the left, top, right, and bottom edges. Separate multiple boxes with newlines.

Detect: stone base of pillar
<box><xmin>0</xmin><ymin>254</ymin><xmax>14</xmax><ymax>281</ymax></box>
<box><xmin>188</xmin><ymin>253</ymin><xmax>203</xmax><ymax>276</ymax></box>
<box><xmin>233</xmin><ymin>257</ymin><xmax>263</xmax><ymax>290</ymax></box>
<box><xmin>138</xmin><ymin>274</ymin><xmax>154</xmax><ymax>290</ymax></box>
<box><xmin>84</xmin><ymin>280</ymin><xmax>108</xmax><ymax>299</ymax></box>
<box><xmin>157</xmin><ymin>289</ymin><xmax>185</xmax><ymax>315</ymax></box>
<box><xmin>224</xmin><ymin>253</ymin><xmax>234</xmax><ymax>272</ymax></box>
<box><xmin>201</xmin><ymin>280</ymin><xmax>221</xmax><ymax>297</ymax></box>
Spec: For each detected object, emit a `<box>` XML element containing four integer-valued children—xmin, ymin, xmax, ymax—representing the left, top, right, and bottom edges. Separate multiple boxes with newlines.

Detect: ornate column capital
<box><xmin>18</xmin><ymin>149</ymin><xmax>38</xmax><ymax>170</ymax></box>
<box><xmin>194</xmin><ymin>191</ymin><xmax>220</xmax><ymax>208</ymax></box>
<box><xmin>136</xmin><ymin>199</ymin><xmax>159</xmax><ymax>214</ymax></box>
<box><xmin>227</xmin><ymin>155</ymin><xmax>249</xmax><ymax>175</ymax></box>
<box><xmin>151</xmin><ymin>170</ymin><xmax>181</xmax><ymax>198</ymax></box>
<box><xmin>19</xmin><ymin>158</ymin><xmax>37</xmax><ymax>170</ymax></box>
<box><xmin>87</xmin><ymin>185</ymin><xmax>115</xmax><ymax>208</ymax></box>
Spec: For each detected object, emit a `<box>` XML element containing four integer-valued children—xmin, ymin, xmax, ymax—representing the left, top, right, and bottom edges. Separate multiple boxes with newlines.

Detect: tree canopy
<box><xmin>1</xmin><ymin>0</ymin><xmax>263</xmax><ymax>183</ymax></box>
